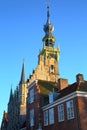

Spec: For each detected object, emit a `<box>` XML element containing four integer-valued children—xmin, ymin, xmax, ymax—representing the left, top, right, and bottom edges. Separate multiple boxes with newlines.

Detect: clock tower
<box><xmin>28</xmin><ymin>5</ymin><xmax>60</xmax><ymax>85</ymax></box>
<box><xmin>38</xmin><ymin>5</ymin><xmax>60</xmax><ymax>83</ymax></box>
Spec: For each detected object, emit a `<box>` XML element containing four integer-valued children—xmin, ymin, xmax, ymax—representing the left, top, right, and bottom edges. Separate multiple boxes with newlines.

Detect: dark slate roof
<box><xmin>38</xmin><ymin>80</ymin><xmax>58</xmax><ymax>96</ymax></box>
<box><xmin>58</xmin><ymin>81</ymin><xmax>87</xmax><ymax>99</ymax></box>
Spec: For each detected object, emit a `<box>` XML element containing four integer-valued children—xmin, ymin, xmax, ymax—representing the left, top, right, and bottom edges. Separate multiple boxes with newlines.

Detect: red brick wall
<box><xmin>77</xmin><ymin>97</ymin><xmax>87</xmax><ymax>130</ymax></box>
<box><xmin>26</xmin><ymin>84</ymin><xmax>42</xmax><ymax>130</ymax></box>
<box><xmin>58</xmin><ymin>78</ymin><xmax>68</xmax><ymax>90</ymax></box>
<box><xmin>42</xmin><ymin>98</ymin><xmax>78</xmax><ymax>130</ymax></box>
<box><xmin>42</xmin><ymin>96</ymin><xmax>87</xmax><ymax>130</ymax></box>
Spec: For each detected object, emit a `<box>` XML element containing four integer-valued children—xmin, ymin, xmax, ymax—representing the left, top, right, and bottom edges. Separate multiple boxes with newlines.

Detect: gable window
<box><xmin>50</xmin><ymin>65</ymin><xmax>55</xmax><ymax>73</ymax></box>
<box><xmin>66</xmin><ymin>100</ymin><xmax>74</xmax><ymax>120</ymax></box>
<box><xmin>58</xmin><ymin>104</ymin><xmax>64</xmax><ymax>122</ymax></box>
<box><xmin>44</xmin><ymin>110</ymin><xmax>48</xmax><ymax>126</ymax></box>
<box><xmin>30</xmin><ymin>109</ymin><xmax>34</xmax><ymax>126</ymax></box>
<box><xmin>30</xmin><ymin>89</ymin><xmax>34</xmax><ymax>103</ymax></box>
<box><xmin>49</xmin><ymin>108</ymin><xmax>54</xmax><ymax>125</ymax></box>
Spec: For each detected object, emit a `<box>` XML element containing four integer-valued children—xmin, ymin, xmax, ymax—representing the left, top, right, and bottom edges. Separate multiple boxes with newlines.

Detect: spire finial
<box><xmin>47</xmin><ymin>2</ymin><xmax>50</xmax><ymax>9</ymax></box>
<box><xmin>23</xmin><ymin>58</ymin><xmax>25</xmax><ymax>64</ymax></box>
<box><xmin>47</xmin><ymin>2</ymin><xmax>50</xmax><ymax>24</ymax></box>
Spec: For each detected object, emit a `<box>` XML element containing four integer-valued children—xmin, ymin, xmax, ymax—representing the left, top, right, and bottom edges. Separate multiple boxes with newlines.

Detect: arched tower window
<box><xmin>50</xmin><ymin>65</ymin><xmax>54</xmax><ymax>73</ymax></box>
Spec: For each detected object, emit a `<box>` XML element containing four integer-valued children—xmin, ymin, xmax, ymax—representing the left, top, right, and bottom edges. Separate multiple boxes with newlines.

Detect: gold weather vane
<box><xmin>23</xmin><ymin>58</ymin><xmax>25</xmax><ymax>63</ymax></box>
<box><xmin>47</xmin><ymin>2</ymin><xmax>50</xmax><ymax>8</ymax></box>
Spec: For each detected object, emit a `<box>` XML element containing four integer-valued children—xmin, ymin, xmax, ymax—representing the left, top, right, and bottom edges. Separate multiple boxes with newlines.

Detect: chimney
<box><xmin>58</xmin><ymin>78</ymin><xmax>68</xmax><ymax>90</ymax></box>
<box><xmin>76</xmin><ymin>73</ymin><xmax>84</xmax><ymax>83</ymax></box>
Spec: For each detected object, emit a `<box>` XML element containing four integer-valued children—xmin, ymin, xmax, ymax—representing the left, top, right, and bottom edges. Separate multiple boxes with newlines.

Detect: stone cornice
<box><xmin>42</xmin><ymin>91</ymin><xmax>87</xmax><ymax>110</ymax></box>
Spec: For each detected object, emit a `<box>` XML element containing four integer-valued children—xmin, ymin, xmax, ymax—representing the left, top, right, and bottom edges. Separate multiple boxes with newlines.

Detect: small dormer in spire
<box><xmin>42</xmin><ymin>4</ymin><xmax>56</xmax><ymax>47</ymax></box>
<box><xmin>20</xmin><ymin>61</ymin><xmax>26</xmax><ymax>84</ymax></box>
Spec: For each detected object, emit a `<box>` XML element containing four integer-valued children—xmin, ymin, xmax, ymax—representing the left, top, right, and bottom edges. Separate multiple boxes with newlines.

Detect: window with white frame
<box><xmin>30</xmin><ymin>109</ymin><xmax>34</xmax><ymax>126</ymax></box>
<box><xmin>58</xmin><ymin>104</ymin><xmax>64</xmax><ymax>122</ymax></box>
<box><xmin>44</xmin><ymin>110</ymin><xmax>48</xmax><ymax>126</ymax></box>
<box><xmin>49</xmin><ymin>108</ymin><xmax>54</xmax><ymax>125</ymax></box>
<box><xmin>66</xmin><ymin>100</ymin><xmax>74</xmax><ymax>120</ymax></box>
<box><xmin>30</xmin><ymin>89</ymin><xmax>34</xmax><ymax>103</ymax></box>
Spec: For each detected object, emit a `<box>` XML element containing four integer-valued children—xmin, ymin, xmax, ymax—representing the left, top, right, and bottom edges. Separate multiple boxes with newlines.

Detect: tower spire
<box><xmin>9</xmin><ymin>85</ymin><xmax>13</xmax><ymax>101</ymax></box>
<box><xmin>42</xmin><ymin>4</ymin><xmax>56</xmax><ymax>47</ymax></box>
<box><xmin>20</xmin><ymin>61</ymin><xmax>26</xmax><ymax>84</ymax></box>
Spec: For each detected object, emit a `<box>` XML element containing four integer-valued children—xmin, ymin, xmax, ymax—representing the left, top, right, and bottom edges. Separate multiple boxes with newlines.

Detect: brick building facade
<box><xmin>26</xmin><ymin>80</ymin><xmax>58</xmax><ymax>130</ymax></box>
<box><xmin>42</xmin><ymin>74</ymin><xmax>87</xmax><ymax>130</ymax></box>
<box><xmin>26</xmin><ymin>73</ymin><xmax>87</xmax><ymax>130</ymax></box>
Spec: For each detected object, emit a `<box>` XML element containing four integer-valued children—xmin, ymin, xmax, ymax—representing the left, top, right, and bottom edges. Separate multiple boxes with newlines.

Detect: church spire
<box><xmin>20</xmin><ymin>61</ymin><xmax>26</xmax><ymax>84</ymax></box>
<box><xmin>42</xmin><ymin>4</ymin><xmax>56</xmax><ymax>47</ymax></box>
<box><xmin>9</xmin><ymin>85</ymin><xmax>13</xmax><ymax>101</ymax></box>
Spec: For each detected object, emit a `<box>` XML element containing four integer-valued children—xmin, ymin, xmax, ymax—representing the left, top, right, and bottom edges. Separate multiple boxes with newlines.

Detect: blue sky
<box><xmin>0</xmin><ymin>0</ymin><xmax>87</xmax><ymax>125</ymax></box>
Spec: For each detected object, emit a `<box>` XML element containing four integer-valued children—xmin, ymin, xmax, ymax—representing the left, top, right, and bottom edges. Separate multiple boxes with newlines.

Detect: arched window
<box><xmin>50</xmin><ymin>65</ymin><xmax>54</xmax><ymax>73</ymax></box>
